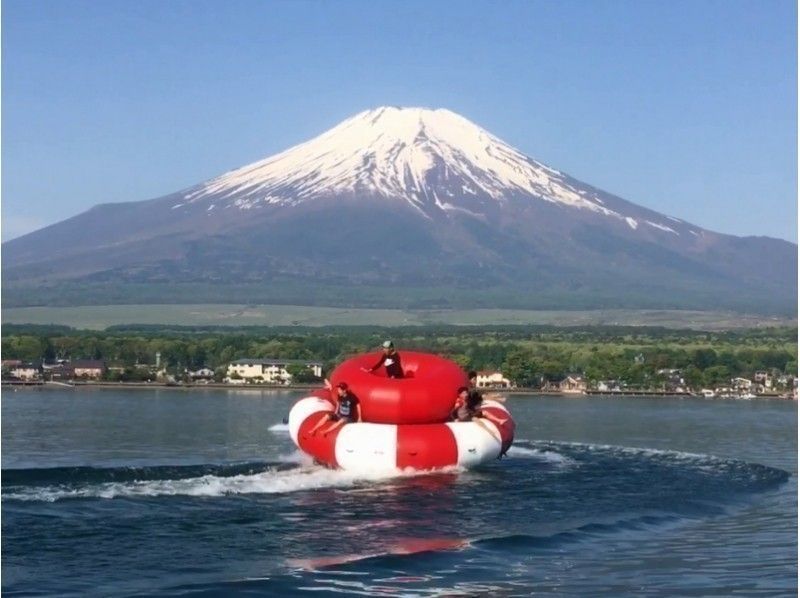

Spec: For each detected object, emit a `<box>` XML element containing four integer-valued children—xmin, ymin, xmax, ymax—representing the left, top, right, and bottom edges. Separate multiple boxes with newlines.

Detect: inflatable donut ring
<box><xmin>288</xmin><ymin>395</ymin><xmax>515</xmax><ymax>471</ymax></box>
<box><xmin>330</xmin><ymin>351</ymin><xmax>468</xmax><ymax>424</ymax></box>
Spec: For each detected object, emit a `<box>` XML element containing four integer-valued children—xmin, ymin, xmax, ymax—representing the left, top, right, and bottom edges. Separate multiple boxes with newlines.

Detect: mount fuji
<box><xmin>3</xmin><ymin>107</ymin><xmax>796</xmax><ymax>313</ymax></box>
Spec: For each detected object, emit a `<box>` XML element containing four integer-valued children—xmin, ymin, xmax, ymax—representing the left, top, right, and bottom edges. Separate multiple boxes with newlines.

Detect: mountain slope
<box><xmin>3</xmin><ymin>107</ymin><xmax>796</xmax><ymax>313</ymax></box>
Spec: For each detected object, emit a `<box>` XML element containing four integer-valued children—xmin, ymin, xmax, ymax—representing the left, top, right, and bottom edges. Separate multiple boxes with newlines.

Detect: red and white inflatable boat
<box><xmin>288</xmin><ymin>352</ymin><xmax>515</xmax><ymax>471</ymax></box>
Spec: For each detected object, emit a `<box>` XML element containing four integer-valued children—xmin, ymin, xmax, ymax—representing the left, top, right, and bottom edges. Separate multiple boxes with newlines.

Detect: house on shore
<box><xmin>731</xmin><ymin>377</ymin><xmax>753</xmax><ymax>391</ymax></box>
<box><xmin>188</xmin><ymin>367</ymin><xmax>215</xmax><ymax>382</ymax></box>
<box><xmin>596</xmin><ymin>379</ymin><xmax>622</xmax><ymax>392</ymax></box>
<box><xmin>559</xmin><ymin>374</ymin><xmax>587</xmax><ymax>394</ymax></box>
<box><xmin>225</xmin><ymin>359</ymin><xmax>323</xmax><ymax>385</ymax></box>
<box><xmin>475</xmin><ymin>370</ymin><xmax>512</xmax><ymax>389</ymax></box>
<box><xmin>2</xmin><ymin>361</ymin><xmax>42</xmax><ymax>381</ymax></box>
<box><xmin>753</xmin><ymin>371</ymin><xmax>773</xmax><ymax>389</ymax></box>
<box><xmin>49</xmin><ymin>360</ymin><xmax>107</xmax><ymax>380</ymax></box>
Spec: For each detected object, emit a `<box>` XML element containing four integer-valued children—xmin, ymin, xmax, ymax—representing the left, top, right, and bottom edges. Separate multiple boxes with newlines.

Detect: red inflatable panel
<box><xmin>296</xmin><ymin>411</ymin><xmax>341</xmax><ymax>467</ymax></box>
<box><xmin>396</xmin><ymin>424</ymin><xmax>459</xmax><ymax>470</ymax></box>
<box><xmin>330</xmin><ymin>351</ymin><xmax>468</xmax><ymax>424</ymax></box>
<box><xmin>482</xmin><ymin>404</ymin><xmax>516</xmax><ymax>454</ymax></box>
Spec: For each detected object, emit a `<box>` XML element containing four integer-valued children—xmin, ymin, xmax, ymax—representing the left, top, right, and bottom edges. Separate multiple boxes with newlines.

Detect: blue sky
<box><xmin>2</xmin><ymin>0</ymin><xmax>797</xmax><ymax>241</ymax></box>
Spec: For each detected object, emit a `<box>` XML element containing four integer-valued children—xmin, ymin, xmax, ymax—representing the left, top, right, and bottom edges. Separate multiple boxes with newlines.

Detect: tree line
<box><xmin>2</xmin><ymin>324</ymin><xmax>796</xmax><ymax>388</ymax></box>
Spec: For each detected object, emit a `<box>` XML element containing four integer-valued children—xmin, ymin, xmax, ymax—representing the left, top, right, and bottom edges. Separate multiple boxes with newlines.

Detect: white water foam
<box><xmin>559</xmin><ymin>441</ymin><xmax>716</xmax><ymax>462</ymax></box>
<box><xmin>276</xmin><ymin>450</ymin><xmax>316</xmax><ymax>466</ymax></box>
<box><xmin>4</xmin><ymin>462</ymin><xmax>463</xmax><ymax>503</ymax></box>
<box><xmin>506</xmin><ymin>445</ymin><xmax>574</xmax><ymax>466</ymax></box>
<box><xmin>268</xmin><ymin>423</ymin><xmax>290</xmax><ymax>433</ymax></box>
<box><xmin>3</xmin><ymin>465</ymin><xmax>406</xmax><ymax>503</ymax></box>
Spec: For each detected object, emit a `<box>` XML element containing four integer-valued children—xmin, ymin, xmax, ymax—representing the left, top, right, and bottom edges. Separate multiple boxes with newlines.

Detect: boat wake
<box><xmin>2</xmin><ymin>441</ymin><xmax>787</xmax><ymax>505</ymax></box>
<box><xmin>2</xmin><ymin>462</ymin><xmax>402</xmax><ymax>502</ymax></box>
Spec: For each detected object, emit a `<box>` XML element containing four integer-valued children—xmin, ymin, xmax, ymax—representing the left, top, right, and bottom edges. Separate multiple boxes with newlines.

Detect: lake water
<box><xmin>2</xmin><ymin>389</ymin><xmax>796</xmax><ymax>596</ymax></box>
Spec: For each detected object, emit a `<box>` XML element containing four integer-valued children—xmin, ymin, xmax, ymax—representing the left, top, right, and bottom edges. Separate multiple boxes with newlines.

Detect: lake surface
<box><xmin>2</xmin><ymin>389</ymin><xmax>796</xmax><ymax>596</ymax></box>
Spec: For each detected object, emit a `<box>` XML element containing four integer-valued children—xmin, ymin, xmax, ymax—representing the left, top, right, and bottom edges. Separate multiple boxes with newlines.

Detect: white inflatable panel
<box><xmin>445</xmin><ymin>421</ymin><xmax>502</xmax><ymax>467</ymax></box>
<box><xmin>288</xmin><ymin>396</ymin><xmax>332</xmax><ymax>445</ymax></box>
<box><xmin>335</xmin><ymin>423</ymin><xmax>398</xmax><ymax>472</ymax></box>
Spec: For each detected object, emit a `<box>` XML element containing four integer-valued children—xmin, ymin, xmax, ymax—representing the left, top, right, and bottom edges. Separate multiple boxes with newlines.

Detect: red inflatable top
<box><xmin>330</xmin><ymin>351</ymin><xmax>468</xmax><ymax>424</ymax></box>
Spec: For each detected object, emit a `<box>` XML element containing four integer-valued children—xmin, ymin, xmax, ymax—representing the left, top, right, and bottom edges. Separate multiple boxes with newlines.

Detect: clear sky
<box><xmin>2</xmin><ymin>0</ymin><xmax>797</xmax><ymax>241</ymax></box>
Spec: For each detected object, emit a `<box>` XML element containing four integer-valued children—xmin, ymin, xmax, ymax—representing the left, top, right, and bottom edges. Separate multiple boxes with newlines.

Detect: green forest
<box><xmin>2</xmin><ymin>324</ymin><xmax>796</xmax><ymax>389</ymax></box>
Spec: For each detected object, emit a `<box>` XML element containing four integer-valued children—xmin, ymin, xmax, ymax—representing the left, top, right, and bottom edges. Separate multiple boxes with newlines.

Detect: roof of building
<box><xmin>230</xmin><ymin>358</ymin><xmax>323</xmax><ymax>366</ymax></box>
<box><xmin>11</xmin><ymin>361</ymin><xmax>42</xmax><ymax>369</ymax></box>
<box><xmin>69</xmin><ymin>360</ymin><xmax>107</xmax><ymax>369</ymax></box>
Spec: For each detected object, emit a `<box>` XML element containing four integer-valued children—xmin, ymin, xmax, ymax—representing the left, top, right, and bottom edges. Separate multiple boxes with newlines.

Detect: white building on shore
<box><xmin>225</xmin><ymin>358</ymin><xmax>323</xmax><ymax>385</ymax></box>
<box><xmin>475</xmin><ymin>370</ymin><xmax>512</xmax><ymax>388</ymax></box>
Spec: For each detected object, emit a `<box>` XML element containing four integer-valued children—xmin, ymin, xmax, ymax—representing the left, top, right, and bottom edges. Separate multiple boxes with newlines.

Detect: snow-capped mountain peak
<box><xmin>180</xmin><ymin>106</ymin><xmax>619</xmax><ymax>218</ymax></box>
<box><xmin>6</xmin><ymin>108</ymin><xmax>795</xmax><ymax>315</ymax></box>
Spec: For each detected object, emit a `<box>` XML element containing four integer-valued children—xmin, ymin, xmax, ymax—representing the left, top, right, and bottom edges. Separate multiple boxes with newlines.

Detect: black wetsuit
<box><xmin>335</xmin><ymin>393</ymin><xmax>359</xmax><ymax>422</ymax></box>
<box><xmin>369</xmin><ymin>351</ymin><xmax>404</xmax><ymax>378</ymax></box>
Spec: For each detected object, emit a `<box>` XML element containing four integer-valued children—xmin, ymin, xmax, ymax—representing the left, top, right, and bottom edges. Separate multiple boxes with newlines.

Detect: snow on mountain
<box><xmin>176</xmin><ymin>106</ymin><xmax>680</xmax><ymax>232</ymax></box>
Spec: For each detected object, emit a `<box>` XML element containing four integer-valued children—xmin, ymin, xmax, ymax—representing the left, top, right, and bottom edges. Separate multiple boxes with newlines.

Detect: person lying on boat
<box><xmin>362</xmin><ymin>340</ymin><xmax>404</xmax><ymax>378</ymax></box>
<box><xmin>309</xmin><ymin>382</ymin><xmax>361</xmax><ymax>437</ymax></box>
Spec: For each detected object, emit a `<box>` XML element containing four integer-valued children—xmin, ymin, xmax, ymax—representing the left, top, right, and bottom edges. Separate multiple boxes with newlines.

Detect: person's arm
<box><xmin>364</xmin><ymin>354</ymin><xmax>384</xmax><ymax>372</ymax></box>
<box><xmin>355</xmin><ymin>398</ymin><xmax>362</xmax><ymax>422</ymax></box>
<box><xmin>451</xmin><ymin>397</ymin><xmax>463</xmax><ymax>420</ymax></box>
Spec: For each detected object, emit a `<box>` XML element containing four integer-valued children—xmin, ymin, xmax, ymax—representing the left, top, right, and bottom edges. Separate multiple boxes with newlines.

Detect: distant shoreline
<box><xmin>2</xmin><ymin>380</ymin><xmax>794</xmax><ymax>399</ymax></box>
<box><xmin>3</xmin><ymin>304</ymin><xmax>796</xmax><ymax>331</ymax></box>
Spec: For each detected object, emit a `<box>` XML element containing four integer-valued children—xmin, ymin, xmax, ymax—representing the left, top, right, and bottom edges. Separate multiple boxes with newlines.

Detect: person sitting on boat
<box><xmin>363</xmin><ymin>340</ymin><xmax>404</xmax><ymax>378</ymax></box>
<box><xmin>309</xmin><ymin>382</ymin><xmax>361</xmax><ymax>437</ymax></box>
<box><xmin>452</xmin><ymin>386</ymin><xmax>508</xmax><ymax>436</ymax></box>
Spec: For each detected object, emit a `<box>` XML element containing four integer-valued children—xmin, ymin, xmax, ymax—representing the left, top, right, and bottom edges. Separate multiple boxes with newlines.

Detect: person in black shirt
<box><xmin>310</xmin><ymin>382</ymin><xmax>361</xmax><ymax>436</ymax></box>
<box><xmin>363</xmin><ymin>340</ymin><xmax>404</xmax><ymax>378</ymax></box>
<box><xmin>467</xmin><ymin>370</ymin><xmax>483</xmax><ymax>405</ymax></box>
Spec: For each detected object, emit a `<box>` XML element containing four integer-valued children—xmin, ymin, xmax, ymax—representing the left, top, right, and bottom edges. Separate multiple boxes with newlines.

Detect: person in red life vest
<box><xmin>309</xmin><ymin>382</ymin><xmax>361</xmax><ymax>437</ymax></box>
<box><xmin>362</xmin><ymin>340</ymin><xmax>404</xmax><ymax>378</ymax></box>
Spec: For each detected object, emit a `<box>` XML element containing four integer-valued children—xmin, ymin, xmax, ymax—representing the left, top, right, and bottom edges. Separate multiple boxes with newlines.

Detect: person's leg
<box><xmin>321</xmin><ymin>418</ymin><xmax>346</xmax><ymax>437</ymax></box>
<box><xmin>309</xmin><ymin>414</ymin><xmax>334</xmax><ymax>436</ymax></box>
